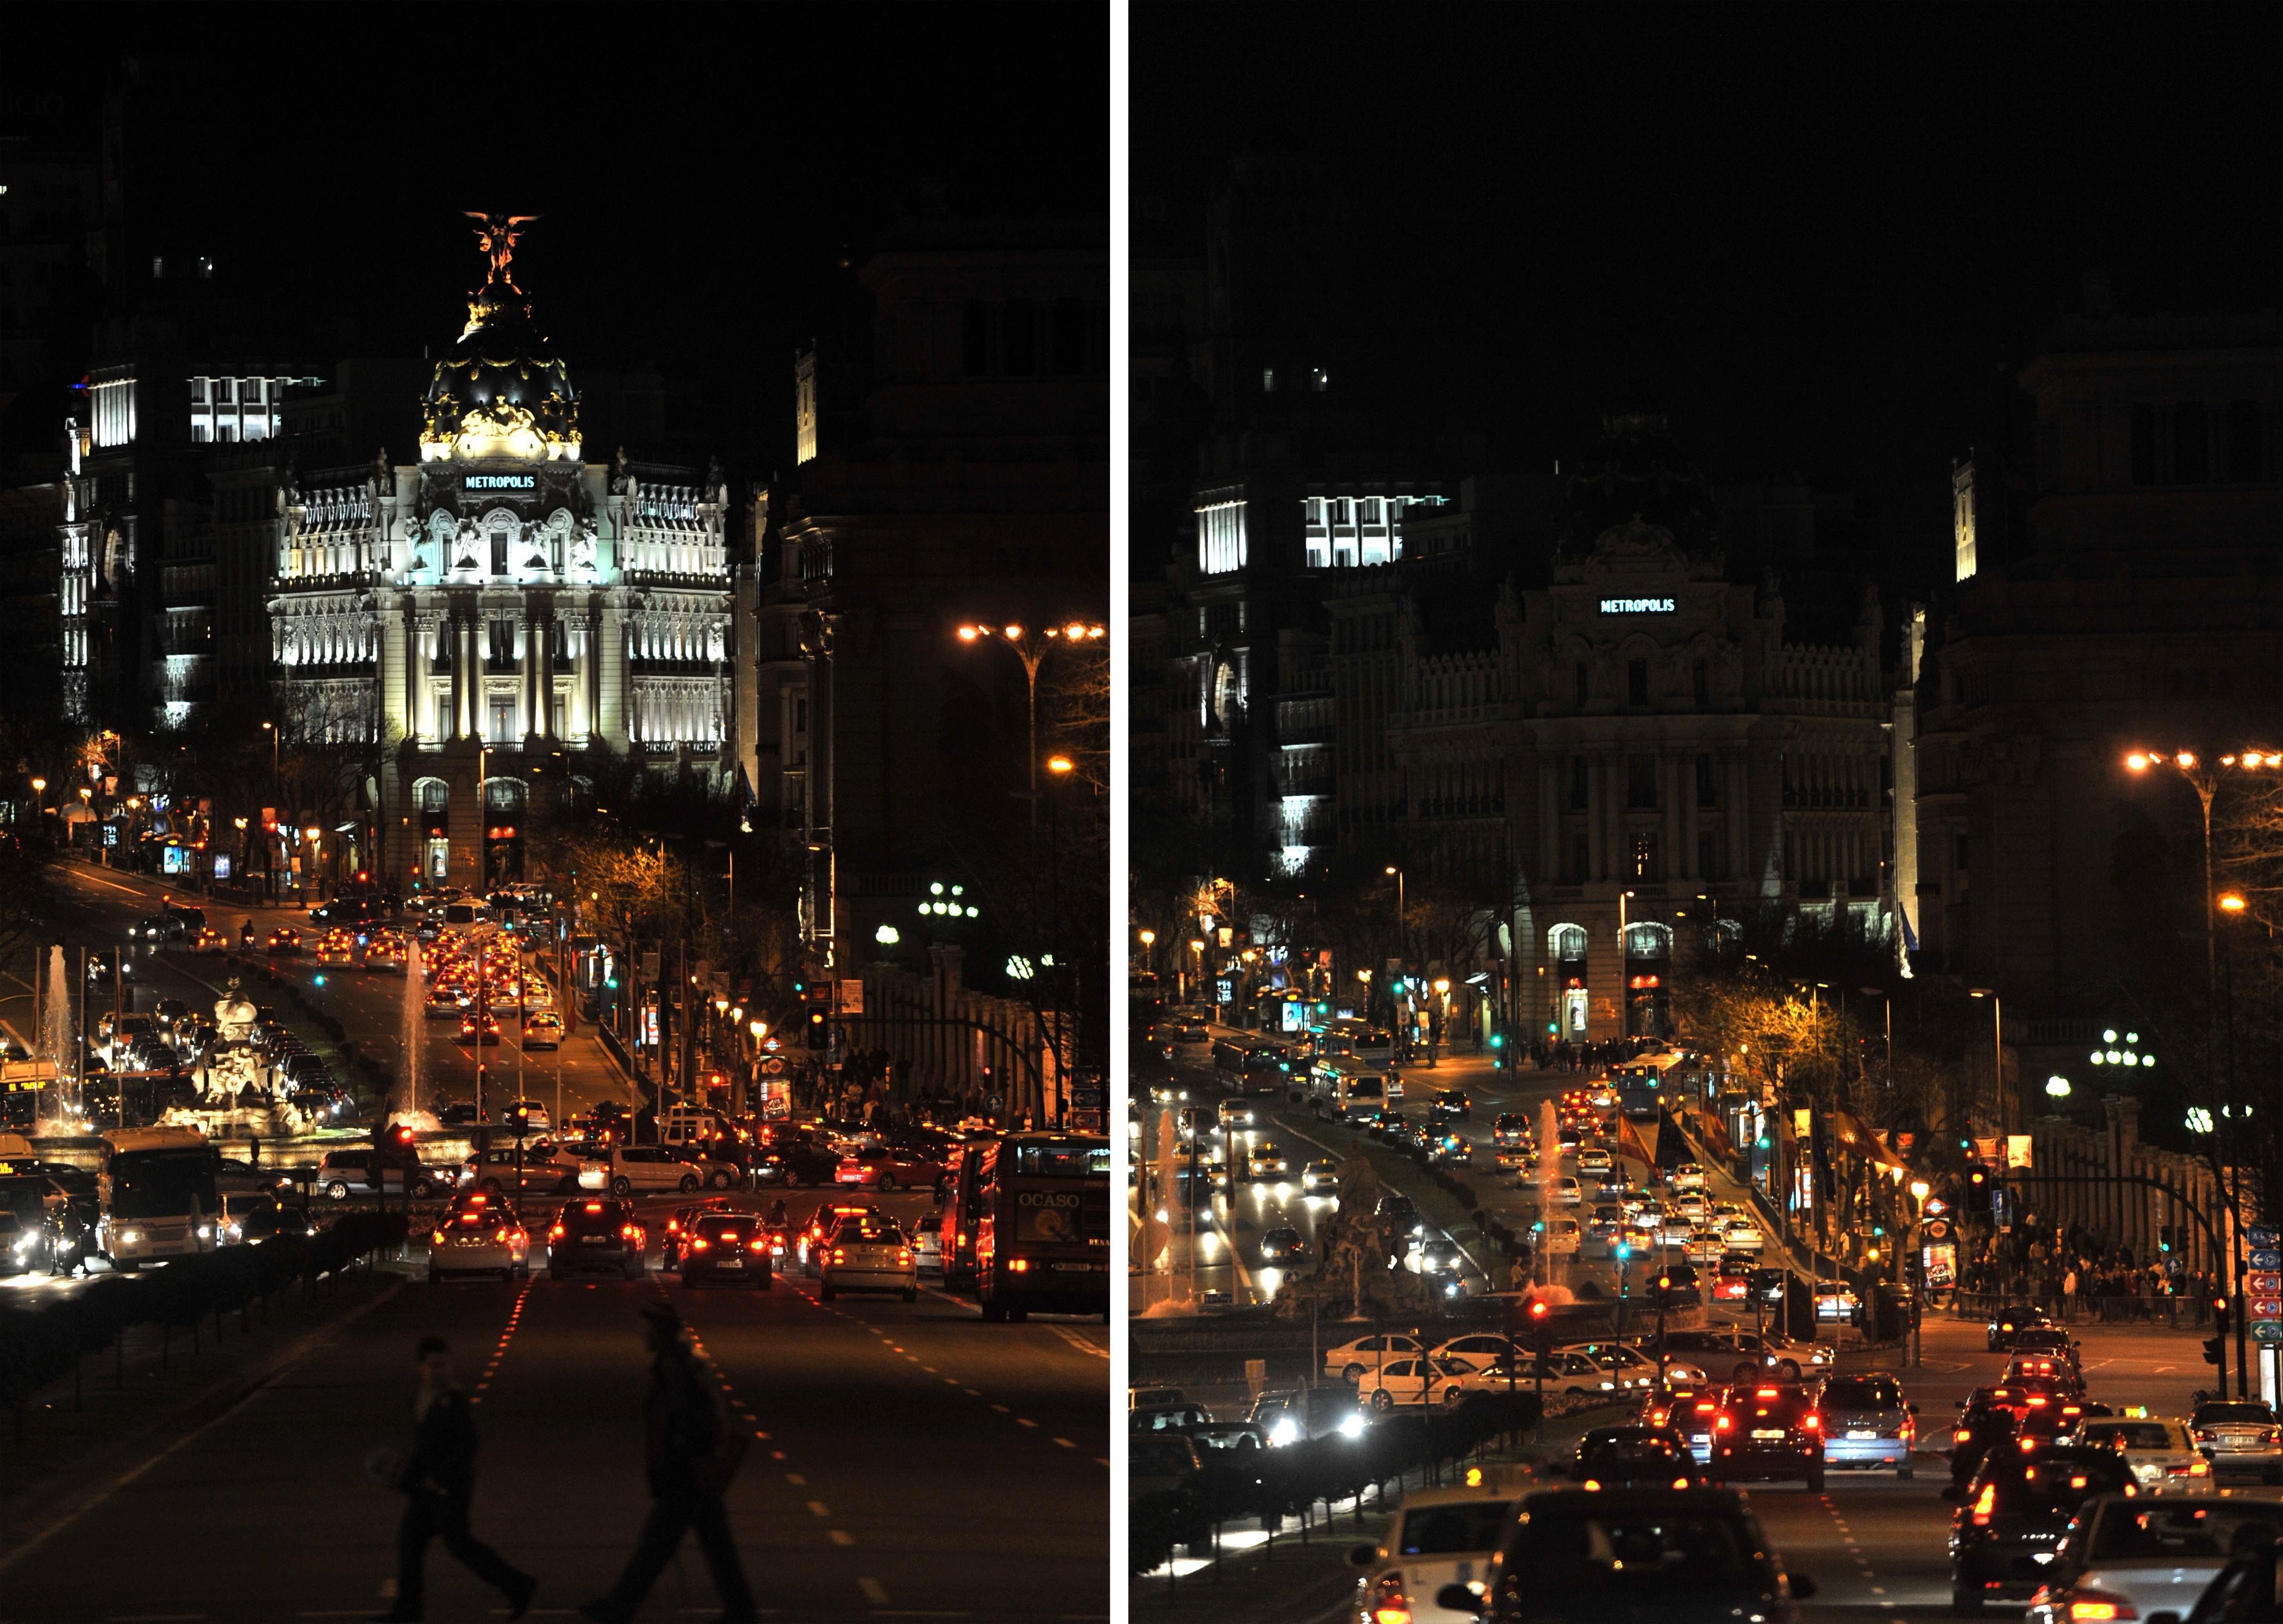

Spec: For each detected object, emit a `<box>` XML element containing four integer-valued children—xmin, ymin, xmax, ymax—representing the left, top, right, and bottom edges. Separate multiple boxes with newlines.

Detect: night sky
<box><xmin>15</xmin><ymin>9</ymin><xmax>1107</xmax><ymax>472</ymax></box>
<box><xmin>1136</xmin><ymin>8</ymin><xmax>2281</xmax><ymax>575</ymax></box>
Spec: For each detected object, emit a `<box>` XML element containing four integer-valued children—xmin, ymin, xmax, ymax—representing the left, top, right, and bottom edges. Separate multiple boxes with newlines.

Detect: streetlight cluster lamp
<box><xmin>955</xmin><ymin>620</ymin><xmax>1107</xmax><ymax>832</ymax></box>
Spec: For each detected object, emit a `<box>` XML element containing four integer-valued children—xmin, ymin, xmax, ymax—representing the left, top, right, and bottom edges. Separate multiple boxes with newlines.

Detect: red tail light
<box><xmin>1009</xmin><ymin>1258</ymin><xmax>1030</xmax><ymax>1272</ymax></box>
<box><xmin>690</xmin><ymin>1238</ymin><xmax>709</xmax><ymax>1251</ymax></box>
<box><xmin>750</xmin><ymin>1239</ymin><xmax>769</xmax><ymax>1253</ymax></box>
<box><xmin>831</xmin><ymin>1249</ymin><xmax>846</xmax><ymax>1264</ymax></box>
<box><xmin>1715</xmin><ymin>1415</ymin><xmax>1733</xmax><ymax>1432</ymax></box>
<box><xmin>1802</xmin><ymin>1414</ymin><xmax>1821</xmax><ymax>1430</ymax></box>
<box><xmin>2068</xmin><ymin>1591</ymin><xmax>2138</xmax><ymax>1621</ymax></box>
<box><xmin>897</xmin><ymin>1248</ymin><xmax>913</xmax><ymax>1265</ymax></box>
<box><xmin>1972</xmin><ymin>1482</ymin><xmax>1998</xmax><ymax>1525</ymax></box>
<box><xmin>621</xmin><ymin>1224</ymin><xmax>639</xmax><ymax>1240</ymax></box>
<box><xmin>548</xmin><ymin>1225</ymin><xmax>564</xmax><ymax>1239</ymax></box>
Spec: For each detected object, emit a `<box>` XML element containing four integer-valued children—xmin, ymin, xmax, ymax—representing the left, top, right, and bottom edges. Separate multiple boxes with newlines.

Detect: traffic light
<box><xmin>805</xmin><ymin>1007</ymin><xmax>827</xmax><ymax>1050</ymax></box>
<box><xmin>2159</xmin><ymin>1226</ymin><xmax>2178</xmax><ymax>1254</ymax></box>
<box><xmin>2214</xmin><ymin>1297</ymin><xmax>2232</xmax><ymax>1336</ymax></box>
<box><xmin>1527</xmin><ymin>1296</ymin><xmax>1554</xmax><ymax>1359</ymax></box>
<box><xmin>1966</xmin><ymin>1165</ymin><xmax>1992</xmax><ymax>1215</ymax></box>
<box><xmin>2205</xmin><ymin>1336</ymin><xmax>2227</xmax><ymax>1366</ymax></box>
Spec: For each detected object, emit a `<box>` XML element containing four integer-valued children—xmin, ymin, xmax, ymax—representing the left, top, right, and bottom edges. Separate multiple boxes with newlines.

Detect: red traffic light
<box><xmin>1527</xmin><ymin>1298</ymin><xmax>1550</xmax><ymax>1321</ymax></box>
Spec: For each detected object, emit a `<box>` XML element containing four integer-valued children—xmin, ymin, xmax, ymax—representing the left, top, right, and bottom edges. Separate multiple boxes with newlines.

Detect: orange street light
<box><xmin>2219</xmin><ymin>893</ymin><xmax>2248</xmax><ymax>913</ymax></box>
<box><xmin>1046</xmin><ymin>754</ymin><xmax>1074</xmax><ymax>775</ymax></box>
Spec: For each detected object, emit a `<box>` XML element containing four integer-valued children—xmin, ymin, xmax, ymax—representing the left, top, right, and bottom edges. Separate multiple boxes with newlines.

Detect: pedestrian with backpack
<box><xmin>580</xmin><ymin>1302</ymin><xmax>756</xmax><ymax>1624</ymax></box>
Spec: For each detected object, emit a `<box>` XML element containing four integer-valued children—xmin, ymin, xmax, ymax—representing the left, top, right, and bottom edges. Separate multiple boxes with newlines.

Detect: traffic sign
<box><xmin>2253</xmin><ymin>1249</ymin><xmax>2283</xmax><ymax>1273</ymax></box>
<box><xmin>2250</xmin><ymin>1272</ymin><xmax>2283</xmax><ymax>1296</ymax></box>
<box><xmin>2250</xmin><ymin>1225</ymin><xmax>2280</xmax><ymax>1248</ymax></box>
<box><xmin>987</xmin><ymin>1094</ymin><xmax>1002</xmax><ymax>1113</ymax></box>
<box><xmin>2255</xmin><ymin>1320</ymin><xmax>2283</xmax><ymax>1345</ymax></box>
<box><xmin>2254</xmin><ymin>1299</ymin><xmax>2283</xmax><ymax>1321</ymax></box>
<box><xmin>761</xmin><ymin>1057</ymin><xmax>785</xmax><ymax>1075</ymax></box>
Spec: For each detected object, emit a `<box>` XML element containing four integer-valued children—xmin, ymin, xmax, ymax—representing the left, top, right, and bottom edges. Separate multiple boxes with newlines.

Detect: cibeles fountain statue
<box><xmin>1271</xmin><ymin>1155</ymin><xmax>1433</xmax><ymax>1320</ymax></box>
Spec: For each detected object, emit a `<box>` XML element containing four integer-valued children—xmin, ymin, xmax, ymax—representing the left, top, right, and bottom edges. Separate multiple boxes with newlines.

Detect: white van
<box><xmin>1538</xmin><ymin>1214</ymin><xmax>1583</xmax><ymax>1257</ymax></box>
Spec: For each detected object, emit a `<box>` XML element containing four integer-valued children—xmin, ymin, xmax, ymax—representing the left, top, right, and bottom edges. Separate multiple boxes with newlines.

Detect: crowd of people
<box><xmin>1957</xmin><ymin>1223</ymin><xmax>2216</xmax><ymax>1319</ymax></box>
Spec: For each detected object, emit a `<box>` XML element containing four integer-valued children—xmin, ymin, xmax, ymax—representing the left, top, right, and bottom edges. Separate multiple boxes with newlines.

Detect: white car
<box><xmin>1670</xmin><ymin>1163</ymin><xmax>1707</xmax><ymax>1191</ymax></box>
<box><xmin>578</xmin><ymin>1145</ymin><xmax>707</xmax><ymax>1196</ymax></box>
<box><xmin>1326</xmin><ymin>1332</ymin><xmax>1429</xmax><ymax>1382</ymax></box>
<box><xmin>1574</xmin><ymin>1146</ymin><xmax>1614</xmax><ymax>1177</ymax></box>
<box><xmin>1432</xmin><ymin>1333</ymin><xmax>1523</xmax><ymax>1366</ymax></box>
<box><xmin>2077</xmin><ymin>1415</ymin><xmax>2214</xmax><ymax>1490</ymax></box>
<box><xmin>1355</xmin><ymin>1354</ymin><xmax>1476</xmax><ymax>1411</ymax></box>
<box><xmin>1556</xmin><ymin>1340</ymin><xmax>1669</xmax><ymax>1391</ymax></box>
<box><xmin>1550</xmin><ymin>1176</ymin><xmax>1582</xmax><ymax>1207</ymax></box>
<box><xmin>1720</xmin><ymin>1217</ymin><xmax>1766</xmax><ymax>1253</ymax></box>
<box><xmin>1350</xmin><ymin>1475</ymin><xmax>1532</xmax><ymax>1624</ymax></box>
<box><xmin>1813</xmin><ymin>1279</ymin><xmax>1862</xmax><ymax>1322</ymax></box>
<box><xmin>1537</xmin><ymin>1215</ymin><xmax>1582</xmax><ymax>1256</ymax></box>
<box><xmin>818</xmin><ymin>1213</ymin><xmax>918</xmax><ymax>1302</ymax></box>
<box><xmin>1671</xmin><ymin>1190</ymin><xmax>1710</xmax><ymax>1222</ymax></box>
<box><xmin>2024</xmin><ymin>1492</ymin><xmax>2283</xmax><ymax>1624</ymax></box>
<box><xmin>426</xmin><ymin>1200</ymin><xmax>530</xmax><ymax>1282</ymax></box>
<box><xmin>1684</xmin><ymin>1231</ymin><xmax>1726</xmax><ymax>1265</ymax></box>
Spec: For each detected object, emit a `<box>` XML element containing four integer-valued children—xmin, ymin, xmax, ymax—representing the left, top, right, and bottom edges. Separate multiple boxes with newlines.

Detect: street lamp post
<box><xmin>1617</xmin><ymin>889</ymin><xmax>1637</xmax><ymax>1041</ymax></box>
<box><xmin>955</xmin><ymin>620</ymin><xmax>1105</xmax><ymax>833</ymax></box>
<box><xmin>1969</xmin><ymin>988</ymin><xmax>2002</xmax><ymax>1132</ymax></box>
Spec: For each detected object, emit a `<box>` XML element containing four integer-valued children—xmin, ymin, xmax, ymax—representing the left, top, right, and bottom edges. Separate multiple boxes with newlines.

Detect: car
<box><xmin>1988</xmin><ymin>1303</ymin><xmax>2055</xmax><ymax>1352</ymax></box>
<box><xmin>578</xmin><ymin>1145</ymin><xmax>707</xmax><ymax>1196</ymax></box>
<box><xmin>460</xmin><ymin>1145</ymin><xmax>584</xmax><ymax>1197</ymax></box>
<box><xmin>457</xmin><ymin>1014</ymin><xmax>503</xmax><ymax>1046</ymax></box>
<box><xmin>2077</xmin><ymin>1413</ymin><xmax>2215</xmax><ymax>1489</ymax></box>
<box><xmin>1245</xmin><ymin>1141</ymin><xmax>1289</xmax><ymax>1180</ymax></box>
<box><xmin>192</xmin><ymin>927</ymin><xmax>228</xmax><ymax>955</ymax></box>
<box><xmin>1563</xmin><ymin>1340</ymin><xmax>1692</xmax><ymax>1390</ymax></box>
<box><xmin>678</xmin><ymin>1211</ymin><xmax>775</xmax><ymax>1290</ymax></box>
<box><xmin>520</xmin><ymin>1012</ymin><xmax>564</xmax><ymax>1050</ymax></box>
<box><xmin>2011</xmin><ymin>1327</ymin><xmax>2081</xmax><ymax>1367</ymax></box>
<box><xmin>1131</xmin><ymin>1400</ymin><xmax>1213</xmax><ymax>1435</ymax></box>
<box><xmin>265</xmin><ymin>928</ymin><xmax>302</xmax><ymax>955</ymax></box>
<box><xmin>312</xmin><ymin>1148</ymin><xmax>441</xmax><ymax>1201</ymax></box>
<box><xmin>799</xmin><ymin>1200</ymin><xmax>885</xmax><ymax>1272</ymax></box>
<box><xmin>1571</xmin><ymin>1426</ymin><xmax>1707</xmax><ymax>1489</ymax></box>
<box><xmin>1249</xmin><ymin>1386</ymin><xmax>1367</xmax><ymax>1447</ymax></box>
<box><xmin>2023</xmin><ymin>1492</ymin><xmax>2283</xmax><ymax>1624</ymax></box>
<box><xmin>1670</xmin><ymin>1163</ymin><xmax>1707</xmax><ymax>1191</ymax></box>
<box><xmin>2004</xmin><ymin>1354</ymin><xmax>2087</xmax><ymax>1395</ymax></box>
<box><xmin>818</xmin><ymin>1213</ymin><xmax>918</xmax><ymax>1302</ymax></box>
<box><xmin>1708</xmin><ymin>1382</ymin><xmax>1825</xmax><ymax>1491</ymax></box>
<box><xmin>1299</xmin><ymin>1158</ymin><xmax>1340</xmax><ymax>1195</ymax></box>
<box><xmin>1549</xmin><ymin>1176</ymin><xmax>1582</xmax><ymax>1205</ymax></box>
<box><xmin>1326</xmin><ymin>1332</ymin><xmax>1429</xmax><ymax>1383</ymax></box>
<box><xmin>1258</xmin><ymin>1226</ymin><xmax>1306</xmax><ymax>1264</ymax></box>
<box><xmin>1717</xmin><ymin>1216</ymin><xmax>1766</xmax><ymax>1254</ymax></box>
<box><xmin>426</xmin><ymin>1200</ymin><xmax>530</xmax><ymax>1282</ymax></box>
<box><xmin>910</xmin><ymin>1220</ymin><xmax>944</xmax><ymax>1276</ymax></box>
<box><xmin>1169</xmin><ymin>1017</ymin><xmax>1208</xmax><ymax>1043</ymax></box>
<box><xmin>1813</xmin><ymin>1279</ymin><xmax>1863</xmax><ymax>1323</ymax></box>
<box><xmin>1356</xmin><ymin>1355</ymin><xmax>1478</xmax><ymax>1411</ymax></box>
<box><xmin>1712</xmin><ymin>1259</ymin><xmax>1755</xmax><ymax>1302</ymax></box>
<box><xmin>1683</xmin><ymin>1231</ymin><xmax>1728</xmax><ymax>1265</ymax></box>
<box><xmin>2192</xmin><ymin>1401</ymin><xmax>2283</xmax><ymax>1482</ymax></box>
<box><xmin>1949</xmin><ymin>1444</ymin><xmax>2137</xmax><ymax>1614</ymax></box>
<box><xmin>656</xmin><ymin>1198</ymin><xmax>739</xmax><ymax>1269</ymax></box>
<box><xmin>1348</xmin><ymin>1470</ymin><xmax>1533</xmax><ymax>1624</ymax></box>
<box><xmin>1216</xmin><ymin>1098</ymin><xmax>1256</xmax><ymax>1131</ymax></box>
<box><xmin>1130</xmin><ymin>1431</ymin><xmax>1205</xmax><ymax>1525</ymax></box>
<box><xmin>1574</xmin><ymin>1146</ymin><xmax>1614</xmax><ymax>1179</ymax></box>
<box><xmin>1431</xmin><ymin>1484</ymin><xmax>1815</xmax><ymax>1624</ymax></box>
<box><xmin>833</xmin><ymin>1144</ymin><xmax>947</xmax><ymax>1192</ymax></box>
<box><xmin>753</xmin><ymin>1132</ymin><xmax>844</xmax><ymax>1188</ymax></box>
<box><xmin>315</xmin><ymin>933</ymin><xmax>354</xmax><ymax>966</ymax></box>
<box><xmin>1817</xmin><ymin>1373</ymin><xmax>1917</xmax><ymax>1476</ymax></box>
<box><xmin>1949</xmin><ymin>1395</ymin><xmax>2025</xmax><ymax>1491</ymax></box>
<box><xmin>545</xmin><ymin>1198</ymin><xmax>646</xmax><ymax>1280</ymax></box>
<box><xmin>424</xmin><ymin>988</ymin><xmax>464</xmax><ymax>1020</ymax></box>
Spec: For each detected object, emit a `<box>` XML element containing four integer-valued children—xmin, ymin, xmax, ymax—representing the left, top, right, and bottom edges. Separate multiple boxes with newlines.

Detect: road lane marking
<box><xmin>1052</xmin><ymin>1437</ymin><xmax>1075</xmax><ymax>1448</ymax></box>
<box><xmin>786</xmin><ymin>1472</ymin><xmax>807</xmax><ymax>1484</ymax></box>
<box><xmin>1016</xmin><ymin>1417</ymin><xmax>1039</xmax><ymax>1428</ymax></box>
<box><xmin>806</xmin><ymin>1500</ymin><xmax>831</xmax><ymax>1517</ymax></box>
<box><xmin>828</xmin><ymin>1530</ymin><xmax>854</xmax><ymax>1546</ymax></box>
<box><xmin>858</xmin><ymin>1579</ymin><xmax>889</xmax><ymax>1604</ymax></box>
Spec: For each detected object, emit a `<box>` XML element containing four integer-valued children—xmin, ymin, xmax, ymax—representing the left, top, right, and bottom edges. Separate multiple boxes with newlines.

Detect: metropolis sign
<box><xmin>1600</xmin><ymin>597</ymin><xmax>1676</xmax><ymax>614</ymax></box>
<box><xmin>465</xmin><ymin>473</ymin><xmax>536</xmax><ymax>491</ymax></box>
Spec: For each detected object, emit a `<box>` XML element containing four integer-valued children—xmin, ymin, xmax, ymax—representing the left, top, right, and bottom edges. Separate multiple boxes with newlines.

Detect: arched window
<box><xmin>1625</xmin><ymin>921</ymin><xmax>1674</xmax><ymax>961</ymax></box>
<box><xmin>1549</xmin><ymin>925</ymin><xmax>1587</xmax><ymax>961</ymax></box>
<box><xmin>415</xmin><ymin>778</ymin><xmax>450</xmax><ymax>814</ymax></box>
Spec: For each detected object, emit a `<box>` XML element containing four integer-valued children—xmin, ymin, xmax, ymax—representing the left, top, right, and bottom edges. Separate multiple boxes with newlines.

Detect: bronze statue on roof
<box><xmin>463</xmin><ymin>212</ymin><xmax>541</xmax><ymax>290</ymax></box>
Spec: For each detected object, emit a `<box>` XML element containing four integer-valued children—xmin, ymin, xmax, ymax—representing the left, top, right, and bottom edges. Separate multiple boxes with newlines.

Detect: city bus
<box><xmin>96</xmin><ymin>1125</ymin><xmax>220</xmax><ymax>1270</ymax></box>
<box><xmin>972</xmin><ymin>1133</ymin><xmax>1111</xmax><ymax>1322</ymax></box>
<box><xmin>1306</xmin><ymin>1017</ymin><xmax>1394</xmax><ymax>1065</ymax></box>
<box><xmin>1612</xmin><ymin>1051</ymin><xmax>1690</xmax><ymax>1120</ymax></box>
<box><xmin>1311</xmin><ymin>1059</ymin><xmax>1390</xmax><ymax>1123</ymax></box>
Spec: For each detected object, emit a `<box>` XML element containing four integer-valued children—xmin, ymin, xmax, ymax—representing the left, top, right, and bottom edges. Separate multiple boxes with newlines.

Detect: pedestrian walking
<box><xmin>376</xmin><ymin>1336</ymin><xmax>535</xmax><ymax>1624</ymax></box>
<box><xmin>579</xmin><ymin>1302</ymin><xmax>757</xmax><ymax>1624</ymax></box>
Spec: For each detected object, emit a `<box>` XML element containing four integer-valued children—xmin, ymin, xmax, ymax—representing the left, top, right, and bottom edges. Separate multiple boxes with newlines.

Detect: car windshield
<box><xmin>844</xmin><ymin>1221</ymin><xmax>904</xmax><ymax>1244</ymax></box>
<box><xmin>1399</xmin><ymin>1499</ymin><xmax>1514</xmax><ymax>1556</ymax></box>
<box><xmin>1988</xmin><ymin>1454</ymin><xmax>2134</xmax><ymax>1515</ymax></box>
<box><xmin>1132</xmin><ymin>1438</ymin><xmax>1193</xmax><ymax>1473</ymax></box>
<box><xmin>1822</xmin><ymin>1379</ymin><xmax>1901</xmax><ymax>1409</ymax></box>
<box><xmin>2198</xmin><ymin>1405</ymin><xmax>2275</xmax><ymax>1425</ymax></box>
<box><xmin>2091</xmin><ymin>1503</ymin><xmax>2283</xmax><ymax>1560</ymax></box>
<box><xmin>2086</xmin><ymin>1423</ymin><xmax>2178</xmax><ymax>1451</ymax></box>
<box><xmin>1507</xmin><ymin>1507</ymin><xmax>1766</xmax><ymax>1599</ymax></box>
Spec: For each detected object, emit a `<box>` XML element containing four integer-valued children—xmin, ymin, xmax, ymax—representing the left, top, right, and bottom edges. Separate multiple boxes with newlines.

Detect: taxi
<box><xmin>424</xmin><ymin>986</ymin><xmax>465</xmax><ymax>1020</ymax></box>
<box><xmin>2080</xmin><ymin>1411</ymin><xmax>2215</xmax><ymax>1490</ymax></box>
<box><xmin>457</xmin><ymin>1013</ymin><xmax>503</xmax><ymax>1046</ymax></box>
<box><xmin>265</xmin><ymin>927</ymin><xmax>302</xmax><ymax>955</ymax></box>
<box><xmin>426</xmin><ymin>1193</ymin><xmax>531</xmax><ymax>1283</ymax></box>
<box><xmin>365</xmin><ymin>934</ymin><xmax>409</xmax><ymax>972</ymax></box>
<box><xmin>315</xmin><ymin>930</ymin><xmax>355</xmax><ymax>966</ymax></box>
<box><xmin>192</xmin><ymin>926</ymin><xmax>229</xmax><ymax>955</ymax></box>
<box><xmin>818</xmin><ymin>1213</ymin><xmax>918</xmax><ymax>1303</ymax></box>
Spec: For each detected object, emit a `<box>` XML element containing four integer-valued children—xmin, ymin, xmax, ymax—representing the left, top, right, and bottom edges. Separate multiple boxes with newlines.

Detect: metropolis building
<box><xmin>266</xmin><ymin>221</ymin><xmax>732</xmax><ymax>887</ymax></box>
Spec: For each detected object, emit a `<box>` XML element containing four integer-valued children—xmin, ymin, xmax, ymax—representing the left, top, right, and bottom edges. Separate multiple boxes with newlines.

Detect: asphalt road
<box><xmin>0</xmin><ymin>1191</ymin><xmax>1111</xmax><ymax>1622</ymax></box>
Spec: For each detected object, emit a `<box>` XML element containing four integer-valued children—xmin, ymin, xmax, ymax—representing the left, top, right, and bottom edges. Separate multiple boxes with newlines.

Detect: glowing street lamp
<box><xmin>955</xmin><ymin>618</ymin><xmax>1107</xmax><ymax>832</ymax></box>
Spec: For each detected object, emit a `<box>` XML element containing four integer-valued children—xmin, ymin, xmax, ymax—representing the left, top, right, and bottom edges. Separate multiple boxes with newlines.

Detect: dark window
<box><xmin>1696</xmin><ymin>754</ymin><xmax>1717</xmax><ymax>808</ymax></box>
<box><xmin>1955</xmin><ymin>833</ymin><xmax>1970</xmax><ymax>871</ymax></box>
<box><xmin>1698</xmin><ymin>831</ymin><xmax>1716</xmax><ymax>879</ymax></box>
<box><xmin>1574</xmin><ymin>661</ymin><xmax>1588</xmax><ymax>707</ymax></box>
<box><xmin>1051</xmin><ymin>299</ymin><xmax>1087</xmax><ymax>376</ymax></box>
<box><xmin>1002</xmin><ymin>299</ymin><xmax>1037</xmax><ymax>376</ymax></box>
<box><xmin>963</xmin><ymin>301</ymin><xmax>989</xmax><ymax>376</ymax></box>
<box><xmin>1631</xmin><ymin>835</ymin><xmax>1658</xmax><ymax>882</ymax></box>
<box><xmin>1627</xmin><ymin>755</ymin><xmax>1658</xmax><ymax>810</ymax></box>
<box><xmin>1570</xmin><ymin>755</ymin><xmax>1589</xmax><ymax>810</ymax></box>
<box><xmin>2130</xmin><ymin>403</ymin><xmax>2157</xmax><ymax>486</ymax></box>
<box><xmin>1693</xmin><ymin>659</ymin><xmax>1710</xmax><ymax>707</ymax></box>
<box><xmin>2174</xmin><ymin>402</ymin><xmax>2209</xmax><ymax>484</ymax></box>
<box><xmin>1627</xmin><ymin>659</ymin><xmax>1649</xmax><ymax>707</ymax></box>
<box><xmin>2226</xmin><ymin>401</ymin><xmax>2263</xmax><ymax>482</ymax></box>
<box><xmin>1569</xmin><ymin>835</ymin><xmax>1590</xmax><ymax>885</ymax></box>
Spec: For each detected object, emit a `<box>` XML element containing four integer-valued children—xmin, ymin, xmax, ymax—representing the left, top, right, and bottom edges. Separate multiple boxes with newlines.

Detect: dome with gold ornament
<box><xmin>417</xmin><ymin>213</ymin><xmax>582</xmax><ymax>464</ymax></box>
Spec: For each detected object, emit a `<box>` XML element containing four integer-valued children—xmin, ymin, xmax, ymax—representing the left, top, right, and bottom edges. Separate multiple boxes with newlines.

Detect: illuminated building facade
<box><xmin>266</xmin><ymin>220</ymin><xmax>731</xmax><ymax>887</ymax></box>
